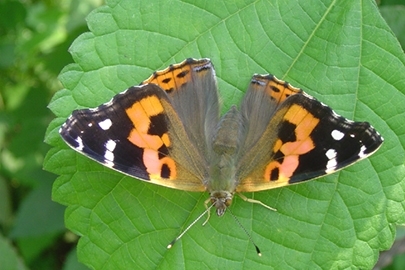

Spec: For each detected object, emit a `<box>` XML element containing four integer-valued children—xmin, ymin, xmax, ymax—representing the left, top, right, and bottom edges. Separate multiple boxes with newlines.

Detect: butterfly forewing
<box><xmin>60</xmin><ymin>84</ymin><xmax>207</xmax><ymax>191</ymax></box>
<box><xmin>235</xmin><ymin>78</ymin><xmax>383</xmax><ymax>192</ymax></box>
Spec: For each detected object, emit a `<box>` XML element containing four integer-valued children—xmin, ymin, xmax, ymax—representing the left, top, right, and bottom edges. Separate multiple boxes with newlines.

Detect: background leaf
<box><xmin>0</xmin><ymin>0</ymin><xmax>103</xmax><ymax>268</ymax></box>
<box><xmin>0</xmin><ymin>232</ymin><xmax>27</xmax><ymax>270</ymax></box>
<box><xmin>45</xmin><ymin>0</ymin><xmax>405</xmax><ymax>269</ymax></box>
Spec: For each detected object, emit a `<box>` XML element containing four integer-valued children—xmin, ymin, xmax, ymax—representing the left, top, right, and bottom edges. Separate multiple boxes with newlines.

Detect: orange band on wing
<box><xmin>265</xmin><ymin>104</ymin><xmax>319</xmax><ymax>181</ymax></box>
<box><xmin>142</xmin><ymin>59</ymin><xmax>212</xmax><ymax>94</ymax></box>
<box><xmin>125</xmin><ymin>95</ymin><xmax>176</xmax><ymax>179</ymax></box>
<box><xmin>126</xmin><ymin>96</ymin><xmax>170</xmax><ymax>148</ymax></box>
<box><xmin>144</xmin><ymin>149</ymin><xmax>177</xmax><ymax>179</ymax></box>
<box><xmin>267</xmin><ymin>78</ymin><xmax>300</xmax><ymax>103</ymax></box>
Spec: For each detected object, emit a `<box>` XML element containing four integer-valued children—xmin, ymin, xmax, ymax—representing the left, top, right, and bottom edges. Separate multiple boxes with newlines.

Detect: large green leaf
<box><xmin>44</xmin><ymin>0</ymin><xmax>405</xmax><ymax>268</ymax></box>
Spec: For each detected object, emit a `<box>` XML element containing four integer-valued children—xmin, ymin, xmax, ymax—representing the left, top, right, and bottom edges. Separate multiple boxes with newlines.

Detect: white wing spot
<box><xmin>325</xmin><ymin>149</ymin><xmax>337</xmax><ymax>173</ymax></box>
<box><xmin>359</xmin><ymin>145</ymin><xmax>367</xmax><ymax>158</ymax></box>
<box><xmin>104</xmin><ymin>140</ymin><xmax>116</xmax><ymax>163</ymax></box>
<box><xmin>104</xmin><ymin>152</ymin><xmax>114</xmax><ymax>162</ymax></box>
<box><xmin>98</xmin><ymin>119</ymin><xmax>112</xmax><ymax>130</ymax></box>
<box><xmin>75</xmin><ymin>136</ymin><xmax>84</xmax><ymax>151</ymax></box>
<box><xmin>331</xmin><ymin>129</ymin><xmax>344</xmax><ymax>141</ymax></box>
<box><xmin>105</xmin><ymin>140</ymin><xmax>116</xmax><ymax>151</ymax></box>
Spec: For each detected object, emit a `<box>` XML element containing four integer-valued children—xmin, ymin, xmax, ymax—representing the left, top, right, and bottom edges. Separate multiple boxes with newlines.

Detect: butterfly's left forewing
<box><xmin>60</xmin><ymin>59</ymin><xmax>223</xmax><ymax>192</ymax></box>
<box><xmin>236</xmin><ymin>75</ymin><xmax>383</xmax><ymax>192</ymax></box>
<box><xmin>60</xmin><ymin>84</ymin><xmax>209</xmax><ymax>191</ymax></box>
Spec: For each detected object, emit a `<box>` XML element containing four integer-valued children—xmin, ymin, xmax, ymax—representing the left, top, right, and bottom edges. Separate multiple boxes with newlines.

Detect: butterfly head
<box><xmin>210</xmin><ymin>191</ymin><xmax>233</xmax><ymax>216</ymax></box>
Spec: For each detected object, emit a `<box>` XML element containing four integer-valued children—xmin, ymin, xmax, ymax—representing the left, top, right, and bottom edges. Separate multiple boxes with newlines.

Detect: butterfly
<box><xmin>60</xmin><ymin>58</ymin><xmax>383</xmax><ymax>222</ymax></box>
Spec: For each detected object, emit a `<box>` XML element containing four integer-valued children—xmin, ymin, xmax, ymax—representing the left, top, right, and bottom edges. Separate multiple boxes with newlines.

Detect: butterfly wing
<box><xmin>238</xmin><ymin>75</ymin><xmax>302</xmax><ymax>152</ymax></box>
<box><xmin>235</xmin><ymin>75</ymin><xmax>383</xmax><ymax>192</ymax></box>
<box><xmin>60</xmin><ymin>59</ymin><xmax>220</xmax><ymax>192</ymax></box>
<box><xmin>142</xmin><ymin>58</ymin><xmax>220</xmax><ymax>159</ymax></box>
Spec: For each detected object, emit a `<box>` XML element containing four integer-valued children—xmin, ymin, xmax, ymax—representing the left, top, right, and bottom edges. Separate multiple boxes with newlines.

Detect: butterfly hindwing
<box><xmin>142</xmin><ymin>58</ymin><xmax>220</xmax><ymax>159</ymax></box>
<box><xmin>239</xmin><ymin>75</ymin><xmax>302</xmax><ymax>156</ymax></box>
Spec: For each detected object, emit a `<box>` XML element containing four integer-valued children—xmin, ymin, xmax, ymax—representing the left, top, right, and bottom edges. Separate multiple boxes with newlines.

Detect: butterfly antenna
<box><xmin>227</xmin><ymin>208</ymin><xmax>262</xmax><ymax>256</ymax></box>
<box><xmin>167</xmin><ymin>203</ymin><xmax>215</xmax><ymax>249</ymax></box>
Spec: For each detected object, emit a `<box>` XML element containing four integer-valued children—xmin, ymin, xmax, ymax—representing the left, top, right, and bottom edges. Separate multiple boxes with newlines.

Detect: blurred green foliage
<box><xmin>0</xmin><ymin>0</ymin><xmax>403</xmax><ymax>269</ymax></box>
<box><xmin>0</xmin><ymin>0</ymin><xmax>102</xmax><ymax>269</ymax></box>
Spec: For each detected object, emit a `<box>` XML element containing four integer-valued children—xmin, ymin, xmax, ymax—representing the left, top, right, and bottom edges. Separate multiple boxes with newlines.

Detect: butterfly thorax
<box><xmin>207</xmin><ymin>106</ymin><xmax>244</xmax><ymax>216</ymax></box>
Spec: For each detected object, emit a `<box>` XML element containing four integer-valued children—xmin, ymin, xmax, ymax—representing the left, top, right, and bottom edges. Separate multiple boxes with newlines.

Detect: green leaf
<box><xmin>63</xmin><ymin>247</ymin><xmax>90</xmax><ymax>270</ymax></box>
<box><xmin>0</xmin><ymin>232</ymin><xmax>28</xmax><ymax>270</ymax></box>
<box><xmin>0</xmin><ymin>177</ymin><xmax>12</xmax><ymax>227</ymax></box>
<box><xmin>380</xmin><ymin>5</ymin><xmax>405</xmax><ymax>50</ymax></box>
<box><xmin>45</xmin><ymin>0</ymin><xmax>405</xmax><ymax>269</ymax></box>
<box><xmin>10</xmin><ymin>180</ymin><xmax>65</xmax><ymax>239</ymax></box>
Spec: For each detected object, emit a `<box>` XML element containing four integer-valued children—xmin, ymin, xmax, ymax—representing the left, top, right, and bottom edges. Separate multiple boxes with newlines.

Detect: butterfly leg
<box><xmin>236</xmin><ymin>193</ymin><xmax>277</xmax><ymax>212</ymax></box>
<box><xmin>202</xmin><ymin>197</ymin><xmax>212</xmax><ymax>226</ymax></box>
